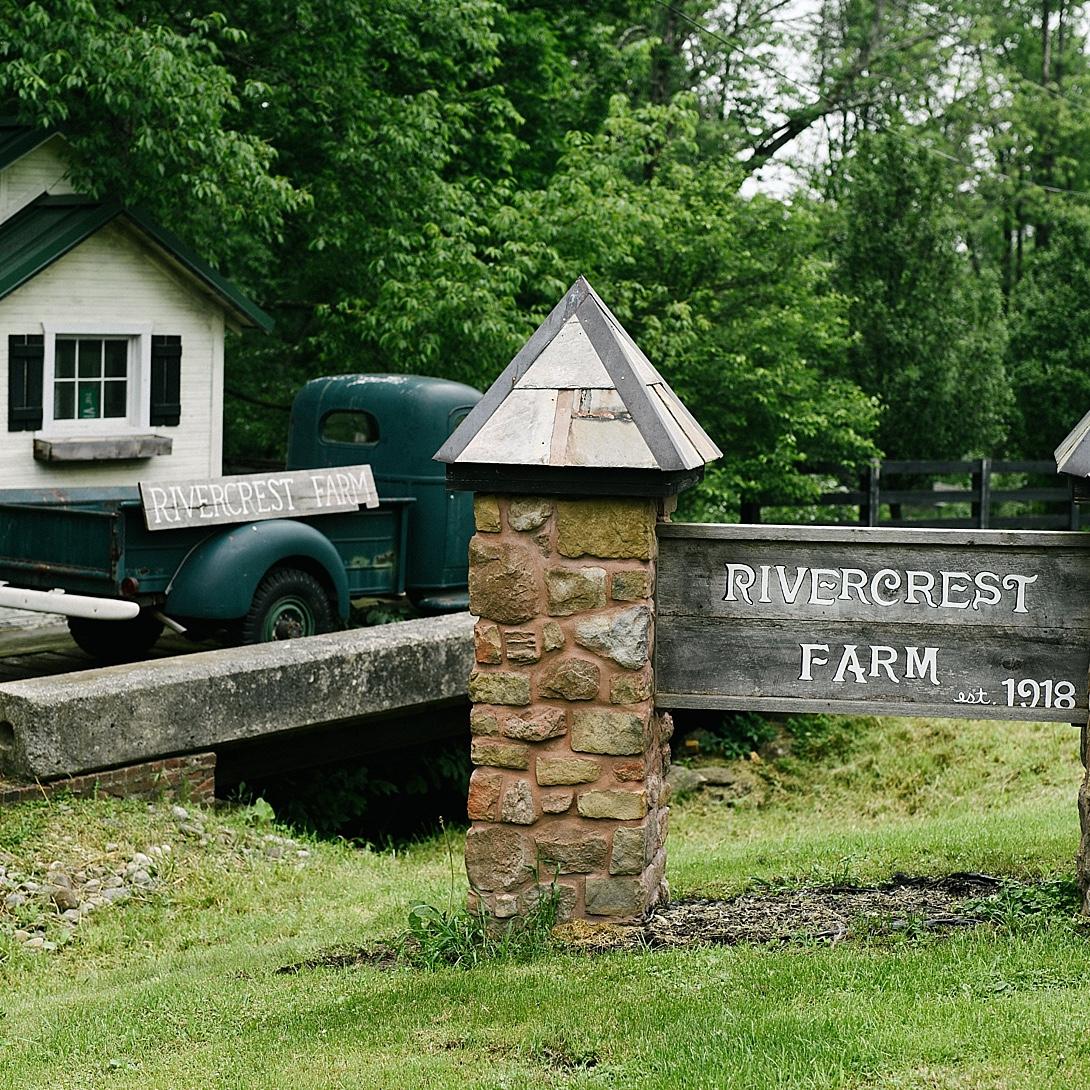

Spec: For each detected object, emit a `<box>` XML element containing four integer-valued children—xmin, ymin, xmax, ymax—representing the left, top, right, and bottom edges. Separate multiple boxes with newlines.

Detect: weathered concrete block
<box><xmin>0</xmin><ymin>614</ymin><xmax>475</xmax><ymax>782</ymax></box>
<box><xmin>538</xmin><ymin>658</ymin><xmax>600</xmax><ymax>701</ymax></box>
<box><xmin>536</xmin><ymin>756</ymin><xmax>601</xmax><ymax>785</ymax></box>
<box><xmin>535</xmin><ymin>829</ymin><xmax>609</xmax><ymax>873</ymax></box>
<box><xmin>468</xmin><ymin>670</ymin><xmax>531</xmax><ymax>706</ymax></box>
<box><xmin>508</xmin><ymin>497</ymin><xmax>552</xmax><ymax>532</ymax></box>
<box><xmin>500</xmin><ymin>779</ymin><xmax>537</xmax><ymax>825</ymax></box>
<box><xmin>546</xmin><ymin>567</ymin><xmax>607</xmax><ymax>616</ymax></box>
<box><xmin>611</xmin><ymin>569</ymin><xmax>652</xmax><ymax>601</ymax></box>
<box><xmin>474</xmin><ymin>495</ymin><xmax>502</xmax><ymax>532</ymax></box>
<box><xmin>577</xmin><ymin>789</ymin><xmax>647</xmax><ymax>820</ymax></box>
<box><xmin>555</xmin><ymin>499</ymin><xmax>655</xmax><ymax>560</ymax></box>
<box><xmin>465</xmin><ymin>825</ymin><xmax>534</xmax><ymax>891</ymax></box>
<box><xmin>471</xmin><ymin>738</ymin><xmax>530</xmax><ymax>770</ymax></box>
<box><xmin>503</xmin><ymin>707</ymin><xmax>566</xmax><ymax>743</ymax></box>
<box><xmin>574</xmin><ymin>607</ymin><xmax>650</xmax><ymax>670</ymax></box>
<box><xmin>468</xmin><ymin>537</ymin><xmax>539</xmax><ymax>623</ymax></box>
<box><xmin>571</xmin><ymin>709</ymin><xmax>646</xmax><ymax>755</ymax></box>
<box><xmin>474</xmin><ymin>622</ymin><xmax>502</xmax><ymax>664</ymax></box>
<box><xmin>467</xmin><ymin>768</ymin><xmax>503</xmax><ymax>820</ymax></box>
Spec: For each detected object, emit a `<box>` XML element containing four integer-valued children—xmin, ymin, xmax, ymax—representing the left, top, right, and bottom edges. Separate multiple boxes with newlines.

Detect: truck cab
<box><xmin>286</xmin><ymin>374</ymin><xmax>481</xmax><ymax>611</ymax></box>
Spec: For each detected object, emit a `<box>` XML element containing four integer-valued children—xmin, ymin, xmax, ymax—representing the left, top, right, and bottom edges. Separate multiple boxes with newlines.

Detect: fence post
<box><xmin>972</xmin><ymin>457</ymin><xmax>991</xmax><ymax>529</ymax></box>
<box><xmin>435</xmin><ymin>277</ymin><xmax>720</xmax><ymax>923</ymax></box>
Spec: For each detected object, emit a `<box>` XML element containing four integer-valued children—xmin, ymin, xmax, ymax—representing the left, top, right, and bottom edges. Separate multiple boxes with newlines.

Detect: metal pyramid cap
<box><xmin>435</xmin><ymin>276</ymin><xmax>721</xmax><ymax>472</ymax></box>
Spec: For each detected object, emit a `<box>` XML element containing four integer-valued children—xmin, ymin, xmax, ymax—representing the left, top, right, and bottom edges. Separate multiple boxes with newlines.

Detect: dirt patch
<box><xmin>561</xmin><ymin>872</ymin><xmax>1007</xmax><ymax>952</ymax></box>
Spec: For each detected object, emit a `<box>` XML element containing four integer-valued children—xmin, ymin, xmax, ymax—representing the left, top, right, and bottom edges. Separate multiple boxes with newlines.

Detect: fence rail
<box><xmin>748</xmin><ymin>458</ymin><xmax>1084</xmax><ymax>530</ymax></box>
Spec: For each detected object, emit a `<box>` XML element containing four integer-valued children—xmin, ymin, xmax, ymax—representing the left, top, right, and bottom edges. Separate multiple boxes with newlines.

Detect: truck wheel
<box><xmin>68</xmin><ymin>611</ymin><xmax>165</xmax><ymax>664</ymax></box>
<box><xmin>239</xmin><ymin>568</ymin><xmax>334</xmax><ymax>645</ymax></box>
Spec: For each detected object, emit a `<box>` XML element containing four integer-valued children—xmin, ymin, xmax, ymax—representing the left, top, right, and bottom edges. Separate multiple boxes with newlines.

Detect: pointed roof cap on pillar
<box><xmin>435</xmin><ymin>276</ymin><xmax>720</xmax><ymax>495</ymax></box>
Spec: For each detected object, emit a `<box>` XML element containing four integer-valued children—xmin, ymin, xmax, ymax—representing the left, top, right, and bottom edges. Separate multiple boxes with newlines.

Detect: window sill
<box><xmin>33</xmin><ymin>434</ymin><xmax>173</xmax><ymax>463</ymax></box>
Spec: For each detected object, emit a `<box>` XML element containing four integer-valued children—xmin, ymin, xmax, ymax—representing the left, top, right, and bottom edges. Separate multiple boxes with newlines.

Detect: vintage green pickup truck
<box><xmin>0</xmin><ymin>374</ymin><xmax>480</xmax><ymax>661</ymax></box>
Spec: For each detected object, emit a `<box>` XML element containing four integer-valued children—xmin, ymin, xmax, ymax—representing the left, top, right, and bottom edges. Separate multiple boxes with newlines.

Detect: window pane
<box><xmin>321</xmin><ymin>410</ymin><xmax>378</xmax><ymax>444</ymax></box>
<box><xmin>104</xmin><ymin>340</ymin><xmax>127</xmax><ymax>378</ymax></box>
<box><xmin>103</xmin><ymin>380</ymin><xmax>127</xmax><ymax>418</ymax></box>
<box><xmin>78</xmin><ymin>339</ymin><xmax>102</xmax><ymax>378</ymax></box>
<box><xmin>54</xmin><ymin>382</ymin><xmax>75</xmax><ymax>419</ymax></box>
<box><xmin>77</xmin><ymin>382</ymin><xmax>101</xmax><ymax>419</ymax></box>
<box><xmin>56</xmin><ymin>340</ymin><xmax>76</xmax><ymax>379</ymax></box>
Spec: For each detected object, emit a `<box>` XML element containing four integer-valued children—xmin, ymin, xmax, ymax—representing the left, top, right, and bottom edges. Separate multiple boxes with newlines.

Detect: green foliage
<box><xmin>963</xmin><ymin>878</ymin><xmax>1082</xmax><ymax>931</ymax></box>
<box><xmin>1008</xmin><ymin>205</ymin><xmax>1090</xmax><ymax>456</ymax></box>
<box><xmin>399</xmin><ymin>884</ymin><xmax>560</xmax><ymax>970</ymax></box>
<box><xmin>834</xmin><ymin>131</ymin><xmax>1011</xmax><ymax>460</ymax></box>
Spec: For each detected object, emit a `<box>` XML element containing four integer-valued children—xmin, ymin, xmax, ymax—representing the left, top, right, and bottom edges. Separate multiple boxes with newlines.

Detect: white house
<box><xmin>0</xmin><ymin>122</ymin><xmax>271</xmax><ymax>489</ymax></box>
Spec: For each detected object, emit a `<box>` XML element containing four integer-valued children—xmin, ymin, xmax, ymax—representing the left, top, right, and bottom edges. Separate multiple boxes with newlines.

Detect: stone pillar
<box><xmin>464</xmin><ymin>493</ymin><xmax>671</xmax><ymax>922</ymax></box>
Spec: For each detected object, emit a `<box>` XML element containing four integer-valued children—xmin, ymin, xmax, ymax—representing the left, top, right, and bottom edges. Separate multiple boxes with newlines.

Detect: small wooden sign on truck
<box><xmin>139</xmin><ymin>465</ymin><xmax>378</xmax><ymax>530</ymax></box>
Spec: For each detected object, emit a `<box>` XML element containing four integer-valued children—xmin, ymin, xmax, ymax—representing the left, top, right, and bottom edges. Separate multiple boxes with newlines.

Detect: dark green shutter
<box><xmin>150</xmin><ymin>335</ymin><xmax>181</xmax><ymax>426</ymax></box>
<box><xmin>8</xmin><ymin>334</ymin><xmax>43</xmax><ymax>431</ymax></box>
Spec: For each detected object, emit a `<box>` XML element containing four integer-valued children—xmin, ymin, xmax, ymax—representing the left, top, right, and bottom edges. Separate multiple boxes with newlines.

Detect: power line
<box><xmin>652</xmin><ymin>0</ymin><xmax>1090</xmax><ymax>201</ymax></box>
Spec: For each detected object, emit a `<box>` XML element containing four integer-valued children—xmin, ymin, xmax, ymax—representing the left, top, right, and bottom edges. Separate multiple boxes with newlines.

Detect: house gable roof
<box><xmin>435</xmin><ymin>276</ymin><xmax>720</xmax><ymax>472</ymax></box>
<box><xmin>0</xmin><ymin>120</ymin><xmax>60</xmax><ymax>172</ymax></box>
<box><xmin>0</xmin><ymin>193</ymin><xmax>273</xmax><ymax>331</ymax></box>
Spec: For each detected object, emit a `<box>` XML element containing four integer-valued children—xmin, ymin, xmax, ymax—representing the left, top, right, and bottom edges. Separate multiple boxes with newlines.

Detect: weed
<box><xmin>399</xmin><ymin>884</ymin><xmax>561</xmax><ymax>970</ymax></box>
<box><xmin>962</xmin><ymin>878</ymin><xmax>1081</xmax><ymax>930</ymax></box>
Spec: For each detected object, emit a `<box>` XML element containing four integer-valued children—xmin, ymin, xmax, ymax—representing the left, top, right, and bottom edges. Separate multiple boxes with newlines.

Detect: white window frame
<box><xmin>38</xmin><ymin>321</ymin><xmax>153</xmax><ymax>436</ymax></box>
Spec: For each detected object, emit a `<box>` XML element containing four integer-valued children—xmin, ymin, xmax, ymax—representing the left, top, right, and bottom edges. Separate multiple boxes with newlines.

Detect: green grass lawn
<box><xmin>1</xmin><ymin>714</ymin><xmax>1088</xmax><ymax>1090</ymax></box>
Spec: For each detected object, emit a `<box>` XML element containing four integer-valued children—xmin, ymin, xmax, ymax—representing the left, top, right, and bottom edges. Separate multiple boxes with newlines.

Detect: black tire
<box><xmin>68</xmin><ymin>611</ymin><xmax>165</xmax><ymax>664</ymax></box>
<box><xmin>238</xmin><ymin>568</ymin><xmax>335</xmax><ymax>645</ymax></box>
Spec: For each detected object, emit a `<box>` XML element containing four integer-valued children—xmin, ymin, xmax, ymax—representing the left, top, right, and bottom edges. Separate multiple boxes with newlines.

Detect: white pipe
<box><xmin>0</xmin><ymin>583</ymin><xmax>140</xmax><ymax>621</ymax></box>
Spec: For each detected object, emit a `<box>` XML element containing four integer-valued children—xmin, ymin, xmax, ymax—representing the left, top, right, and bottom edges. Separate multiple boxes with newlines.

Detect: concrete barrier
<box><xmin>0</xmin><ymin>613</ymin><xmax>474</xmax><ymax>781</ymax></box>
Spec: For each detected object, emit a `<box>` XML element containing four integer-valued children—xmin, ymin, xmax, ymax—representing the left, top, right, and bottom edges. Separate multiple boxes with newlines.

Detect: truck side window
<box><xmin>321</xmin><ymin>410</ymin><xmax>378</xmax><ymax>445</ymax></box>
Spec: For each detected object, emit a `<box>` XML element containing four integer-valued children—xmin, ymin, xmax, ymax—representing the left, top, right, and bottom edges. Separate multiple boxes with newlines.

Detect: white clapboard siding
<box><xmin>0</xmin><ymin>220</ymin><xmax>228</xmax><ymax>489</ymax></box>
<box><xmin>0</xmin><ymin>138</ymin><xmax>76</xmax><ymax>223</ymax></box>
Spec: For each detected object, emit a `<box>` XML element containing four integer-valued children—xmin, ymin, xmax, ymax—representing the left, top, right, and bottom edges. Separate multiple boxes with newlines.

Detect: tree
<box><xmin>834</xmin><ymin>131</ymin><xmax>1011</xmax><ymax>460</ymax></box>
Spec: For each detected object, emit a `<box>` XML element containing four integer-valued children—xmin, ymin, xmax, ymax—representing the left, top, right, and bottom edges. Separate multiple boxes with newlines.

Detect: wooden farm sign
<box><xmin>139</xmin><ymin>465</ymin><xmax>379</xmax><ymax>531</ymax></box>
<box><xmin>655</xmin><ymin>524</ymin><xmax>1090</xmax><ymax>723</ymax></box>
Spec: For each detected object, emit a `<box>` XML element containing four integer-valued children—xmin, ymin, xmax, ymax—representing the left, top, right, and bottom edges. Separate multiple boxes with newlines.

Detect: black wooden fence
<box><xmin>745</xmin><ymin>459</ymin><xmax>1084</xmax><ymax>530</ymax></box>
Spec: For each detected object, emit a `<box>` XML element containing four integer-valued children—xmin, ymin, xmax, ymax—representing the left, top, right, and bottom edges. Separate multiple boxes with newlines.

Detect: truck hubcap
<box><xmin>263</xmin><ymin>597</ymin><xmax>315</xmax><ymax>641</ymax></box>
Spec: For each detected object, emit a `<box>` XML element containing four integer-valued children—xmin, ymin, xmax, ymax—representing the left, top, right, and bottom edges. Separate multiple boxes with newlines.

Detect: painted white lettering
<box><xmin>266</xmin><ymin>480</ymin><xmax>285</xmax><ymax>513</ymax></box>
<box><xmin>236</xmin><ymin>481</ymin><xmax>255</xmax><ymax>514</ymax></box>
<box><xmin>940</xmin><ymin>571</ymin><xmax>972</xmax><ymax>609</ymax></box>
<box><xmin>905</xmin><ymin>646</ymin><xmax>939</xmax><ymax>686</ymax></box>
<box><xmin>191</xmin><ymin>484</ymin><xmax>212</xmax><ymax>517</ymax></box>
<box><xmin>799</xmin><ymin>644</ymin><xmax>830</xmax><ymax>682</ymax></box>
<box><xmin>310</xmin><ymin>475</ymin><xmax>327</xmax><ymax>507</ymax></box>
<box><xmin>1002</xmin><ymin>573</ymin><xmax>1038</xmax><ymax>614</ymax></box>
<box><xmin>870</xmin><ymin>569</ymin><xmax>902</xmax><ymax>607</ymax></box>
<box><xmin>252</xmin><ymin>480</ymin><xmax>271</xmax><ymax>515</ymax></box>
<box><xmin>221</xmin><ymin>483</ymin><xmax>243</xmax><ymax>517</ymax></box>
<box><xmin>147</xmin><ymin>486</ymin><xmax>172</xmax><ymax>526</ymax></box>
<box><xmin>207</xmin><ymin>483</ymin><xmax>227</xmax><ymax>518</ymax></box>
<box><xmin>905</xmin><ymin>570</ymin><xmax>937</xmax><ymax>607</ymax></box>
<box><xmin>758</xmin><ymin>564</ymin><xmax>771</xmax><ymax>603</ymax></box>
<box><xmin>838</xmin><ymin>568</ymin><xmax>870</xmax><ymax>604</ymax></box>
<box><xmin>776</xmin><ymin>566</ymin><xmax>807</xmax><ymax>604</ymax></box>
<box><xmin>809</xmin><ymin>568</ymin><xmax>840</xmax><ymax>606</ymax></box>
<box><xmin>169</xmin><ymin>485</ymin><xmax>193</xmax><ymax>519</ymax></box>
<box><xmin>869</xmin><ymin>645</ymin><xmax>900</xmax><ymax>683</ymax></box>
<box><xmin>833</xmin><ymin>645</ymin><xmax>868</xmax><ymax>684</ymax></box>
<box><xmin>972</xmin><ymin>571</ymin><xmax>1002</xmax><ymax>609</ymax></box>
<box><xmin>282</xmin><ymin>480</ymin><xmax>295</xmax><ymax>511</ymax></box>
<box><xmin>723</xmin><ymin>563</ymin><xmax>756</xmax><ymax>604</ymax></box>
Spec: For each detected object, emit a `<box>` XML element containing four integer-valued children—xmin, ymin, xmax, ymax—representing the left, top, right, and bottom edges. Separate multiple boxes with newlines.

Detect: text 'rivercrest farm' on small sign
<box><xmin>138</xmin><ymin>465</ymin><xmax>379</xmax><ymax>531</ymax></box>
<box><xmin>654</xmin><ymin>524</ymin><xmax>1090</xmax><ymax>723</ymax></box>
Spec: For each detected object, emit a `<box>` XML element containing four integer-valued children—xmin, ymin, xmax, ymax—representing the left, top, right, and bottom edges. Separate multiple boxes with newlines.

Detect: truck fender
<box><xmin>164</xmin><ymin>520</ymin><xmax>350</xmax><ymax>622</ymax></box>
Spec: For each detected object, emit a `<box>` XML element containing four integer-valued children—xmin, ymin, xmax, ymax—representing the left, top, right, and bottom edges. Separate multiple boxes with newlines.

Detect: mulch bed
<box><xmin>278</xmin><ymin>873</ymin><xmax>1011</xmax><ymax>972</ymax></box>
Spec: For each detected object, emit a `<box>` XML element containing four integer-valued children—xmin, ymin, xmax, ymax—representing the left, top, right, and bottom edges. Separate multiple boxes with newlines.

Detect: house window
<box><xmin>39</xmin><ymin>321</ymin><xmax>153</xmax><ymax>435</ymax></box>
<box><xmin>53</xmin><ymin>337</ymin><xmax>130</xmax><ymax>421</ymax></box>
